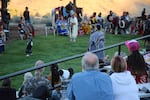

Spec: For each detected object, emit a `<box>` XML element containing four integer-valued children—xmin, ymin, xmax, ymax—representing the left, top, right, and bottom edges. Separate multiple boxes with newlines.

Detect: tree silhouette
<box><xmin>1</xmin><ymin>0</ymin><xmax>10</xmax><ymax>22</ymax></box>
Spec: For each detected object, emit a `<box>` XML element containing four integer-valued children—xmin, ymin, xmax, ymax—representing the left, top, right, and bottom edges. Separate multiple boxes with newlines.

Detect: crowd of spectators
<box><xmin>0</xmin><ymin>46</ymin><xmax>150</xmax><ymax>100</ymax></box>
<box><xmin>81</xmin><ymin>9</ymin><xmax>150</xmax><ymax>36</ymax></box>
<box><xmin>1</xmin><ymin>5</ymin><xmax>150</xmax><ymax>100</ymax></box>
<box><xmin>5</xmin><ymin>60</ymin><xmax>74</xmax><ymax>100</ymax></box>
<box><xmin>1</xmin><ymin>44</ymin><xmax>149</xmax><ymax>100</ymax></box>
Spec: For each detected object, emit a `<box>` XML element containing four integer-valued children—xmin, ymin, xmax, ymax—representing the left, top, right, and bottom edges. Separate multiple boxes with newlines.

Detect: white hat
<box><xmin>61</xmin><ymin>69</ymin><xmax>70</xmax><ymax>80</ymax></box>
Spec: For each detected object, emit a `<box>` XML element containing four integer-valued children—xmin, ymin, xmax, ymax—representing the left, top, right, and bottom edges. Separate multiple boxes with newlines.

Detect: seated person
<box><xmin>56</xmin><ymin>16</ymin><xmax>68</xmax><ymax>36</ymax></box>
<box><xmin>32</xmin><ymin>85</ymin><xmax>50</xmax><ymax>100</ymax></box>
<box><xmin>47</xmin><ymin>64</ymin><xmax>61</xmax><ymax>87</ymax></box>
<box><xmin>125</xmin><ymin>40</ymin><xmax>148</xmax><ymax>84</ymax></box>
<box><xmin>110</xmin><ymin>56</ymin><xmax>139</xmax><ymax>100</ymax></box>
<box><xmin>24</xmin><ymin>60</ymin><xmax>52</xmax><ymax>97</ymax></box>
<box><xmin>18</xmin><ymin>72</ymin><xmax>33</xmax><ymax>98</ymax></box>
<box><xmin>81</xmin><ymin>14</ymin><xmax>91</xmax><ymax>34</ymax></box>
<box><xmin>47</xmin><ymin>64</ymin><xmax>61</xmax><ymax>100</ymax></box>
<box><xmin>67</xmin><ymin>52</ymin><xmax>114</xmax><ymax>100</ymax></box>
<box><xmin>0</xmin><ymin>78</ymin><xmax>16</xmax><ymax>100</ymax></box>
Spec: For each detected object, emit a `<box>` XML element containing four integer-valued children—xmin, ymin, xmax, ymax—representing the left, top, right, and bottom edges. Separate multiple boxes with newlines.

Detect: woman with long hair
<box><xmin>125</xmin><ymin>40</ymin><xmax>148</xmax><ymax>84</ymax></box>
<box><xmin>48</xmin><ymin>64</ymin><xmax>61</xmax><ymax>87</ymax></box>
<box><xmin>47</xmin><ymin>64</ymin><xmax>61</xmax><ymax>100</ymax></box>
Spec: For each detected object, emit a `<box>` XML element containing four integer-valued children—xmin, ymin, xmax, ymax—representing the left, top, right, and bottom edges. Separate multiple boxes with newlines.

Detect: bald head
<box><xmin>82</xmin><ymin>52</ymin><xmax>99</xmax><ymax>70</ymax></box>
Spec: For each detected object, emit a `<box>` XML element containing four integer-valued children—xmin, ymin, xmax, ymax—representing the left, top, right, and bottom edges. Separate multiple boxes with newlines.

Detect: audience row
<box><xmin>0</xmin><ymin>40</ymin><xmax>150</xmax><ymax>100</ymax></box>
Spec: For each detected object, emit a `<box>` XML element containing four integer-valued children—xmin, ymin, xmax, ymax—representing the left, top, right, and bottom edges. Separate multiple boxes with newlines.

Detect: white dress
<box><xmin>69</xmin><ymin>16</ymin><xmax>78</xmax><ymax>40</ymax></box>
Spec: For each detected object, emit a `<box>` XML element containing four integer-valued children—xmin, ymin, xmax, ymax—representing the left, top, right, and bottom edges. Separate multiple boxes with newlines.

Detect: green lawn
<box><xmin>0</xmin><ymin>33</ymin><xmax>142</xmax><ymax>89</ymax></box>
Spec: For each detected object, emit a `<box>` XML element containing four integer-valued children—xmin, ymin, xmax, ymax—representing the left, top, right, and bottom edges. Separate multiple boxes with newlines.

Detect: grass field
<box><xmin>0</xmin><ymin>33</ymin><xmax>142</xmax><ymax>89</ymax></box>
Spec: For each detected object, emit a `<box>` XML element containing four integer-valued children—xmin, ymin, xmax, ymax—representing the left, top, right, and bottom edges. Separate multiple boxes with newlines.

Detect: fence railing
<box><xmin>0</xmin><ymin>35</ymin><xmax>150</xmax><ymax>81</ymax></box>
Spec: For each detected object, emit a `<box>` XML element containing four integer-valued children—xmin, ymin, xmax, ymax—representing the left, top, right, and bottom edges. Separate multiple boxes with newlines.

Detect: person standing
<box><xmin>96</xmin><ymin>12</ymin><xmax>104</xmax><ymax>29</ymax></box>
<box><xmin>25</xmin><ymin>34</ymin><xmax>33</xmax><ymax>56</ymax></box>
<box><xmin>69</xmin><ymin>10</ymin><xmax>78</xmax><ymax>42</ymax></box>
<box><xmin>67</xmin><ymin>52</ymin><xmax>114</xmax><ymax>100</ymax></box>
<box><xmin>90</xmin><ymin>12</ymin><xmax>97</xmax><ymax>32</ymax></box>
<box><xmin>106</xmin><ymin>10</ymin><xmax>114</xmax><ymax>33</ymax></box>
<box><xmin>88</xmin><ymin>24</ymin><xmax>105</xmax><ymax>61</ymax></box>
<box><xmin>23</xmin><ymin>7</ymin><xmax>30</xmax><ymax>25</ymax></box>
<box><xmin>141</xmin><ymin>8</ymin><xmax>147</xmax><ymax>21</ymax></box>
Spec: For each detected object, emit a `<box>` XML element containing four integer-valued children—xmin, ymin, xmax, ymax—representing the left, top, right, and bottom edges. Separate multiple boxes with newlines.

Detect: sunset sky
<box><xmin>7</xmin><ymin>0</ymin><xmax>150</xmax><ymax>17</ymax></box>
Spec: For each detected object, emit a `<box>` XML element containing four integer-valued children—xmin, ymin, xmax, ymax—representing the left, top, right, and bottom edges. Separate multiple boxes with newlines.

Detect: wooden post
<box><xmin>73</xmin><ymin>0</ymin><xmax>76</xmax><ymax>7</ymax></box>
<box><xmin>1</xmin><ymin>0</ymin><xmax>8</xmax><ymax>23</ymax></box>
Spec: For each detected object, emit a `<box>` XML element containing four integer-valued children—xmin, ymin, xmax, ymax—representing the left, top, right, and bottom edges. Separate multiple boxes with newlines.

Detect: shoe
<box><xmin>26</xmin><ymin>54</ymin><xmax>30</xmax><ymax>57</ymax></box>
<box><xmin>72</xmin><ymin>39</ymin><xmax>76</xmax><ymax>42</ymax></box>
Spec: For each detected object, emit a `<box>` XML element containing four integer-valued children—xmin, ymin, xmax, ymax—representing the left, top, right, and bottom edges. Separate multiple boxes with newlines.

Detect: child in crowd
<box><xmin>25</xmin><ymin>34</ymin><xmax>33</xmax><ymax>56</ymax></box>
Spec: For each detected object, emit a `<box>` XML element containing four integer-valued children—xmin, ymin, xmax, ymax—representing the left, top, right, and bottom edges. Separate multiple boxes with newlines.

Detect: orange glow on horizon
<box><xmin>7</xmin><ymin>0</ymin><xmax>150</xmax><ymax>17</ymax></box>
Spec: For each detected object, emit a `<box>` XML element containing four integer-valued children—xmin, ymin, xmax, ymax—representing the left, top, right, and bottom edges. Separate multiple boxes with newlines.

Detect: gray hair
<box><xmin>82</xmin><ymin>52</ymin><xmax>99</xmax><ymax>70</ymax></box>
<box><xmin>24</xmin><ymin>72</ymin><xmax>33</xmax><ymax>83</ymax></box>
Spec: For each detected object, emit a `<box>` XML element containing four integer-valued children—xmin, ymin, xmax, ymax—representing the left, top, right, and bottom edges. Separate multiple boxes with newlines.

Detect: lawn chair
<box><xmin>45</xmin><ymin>22</ymin><xmax>56</xmax><ymax>37</ymax></box>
